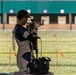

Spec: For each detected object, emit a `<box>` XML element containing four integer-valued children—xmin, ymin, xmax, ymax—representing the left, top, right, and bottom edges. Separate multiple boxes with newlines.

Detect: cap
<box><xmin>17</xmin><ymin>10</ymin><xmax>30</xmax><ymax>20</ymax></box>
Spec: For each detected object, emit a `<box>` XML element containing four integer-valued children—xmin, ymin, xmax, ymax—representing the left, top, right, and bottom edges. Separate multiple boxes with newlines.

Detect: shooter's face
<box><xmin>22</xmin><ymin>17</ymin><xmax>28</xmax><ymax>25</ymax></box>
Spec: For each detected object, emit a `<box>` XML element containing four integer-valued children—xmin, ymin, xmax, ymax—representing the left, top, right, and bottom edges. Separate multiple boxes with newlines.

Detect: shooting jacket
<box><xmin>13</xmin><ymin>24</ymin><xmax>36</xmax><ymax>69</ymax></box>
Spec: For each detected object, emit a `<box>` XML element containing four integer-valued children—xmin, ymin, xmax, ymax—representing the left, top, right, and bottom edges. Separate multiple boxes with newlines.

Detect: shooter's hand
<box><xmin>32</xmin><ymin>24</ymin><xmax>37</xmax><ymax>29</ymax></box>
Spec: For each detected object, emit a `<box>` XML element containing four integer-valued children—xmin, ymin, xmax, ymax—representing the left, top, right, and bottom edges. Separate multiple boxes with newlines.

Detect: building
<box><xmin>0</xmin><ymin>0</ymin><xmax>76</xmax><ymax>30</ymax></box>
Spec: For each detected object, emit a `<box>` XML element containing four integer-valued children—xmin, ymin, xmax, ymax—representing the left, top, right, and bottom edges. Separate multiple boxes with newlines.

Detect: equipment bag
<box><xmin>27</xmin><ymin>57</ymin><xmax>51</xmax><ymax>75</ymax></box>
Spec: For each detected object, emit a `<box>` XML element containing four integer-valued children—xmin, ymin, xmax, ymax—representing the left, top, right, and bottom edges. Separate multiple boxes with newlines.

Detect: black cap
<box><xmin>17</xmin><ymin>10</ymin><xmax>30</xmax><ymax>20</ymax></box>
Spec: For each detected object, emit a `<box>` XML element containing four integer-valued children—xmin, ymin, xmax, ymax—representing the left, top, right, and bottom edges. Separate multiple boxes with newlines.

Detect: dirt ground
<box><xmin>0</xmin><ymin>24</ymin><xmax>76</xmax><ymax>30</ymax></box>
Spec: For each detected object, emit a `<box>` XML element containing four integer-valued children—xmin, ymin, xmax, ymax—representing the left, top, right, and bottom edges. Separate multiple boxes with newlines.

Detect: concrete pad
<box><xmin>0</xmin><ymin>73</ymin><xmax>10</xmax><ymax>75</ymax></box>
<box><xmin>13</xmin><ymin>72</ymin><xmax>54</xmax><ymax>75</ymax></box>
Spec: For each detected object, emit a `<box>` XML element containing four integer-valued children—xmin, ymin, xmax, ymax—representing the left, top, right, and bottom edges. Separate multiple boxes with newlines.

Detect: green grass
<box><xmin>0</xmin><ymin>30</ymin><xmax>76</xmax><ymax>75</ymax></box>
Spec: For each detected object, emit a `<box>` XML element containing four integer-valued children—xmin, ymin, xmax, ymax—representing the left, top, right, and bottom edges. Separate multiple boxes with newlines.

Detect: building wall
<box><xmin>0</xmin><ymin>1</ymin><xmax>2</xmax><ymax>13</ymax></box>
<box><xmin>0</xmin><ymin>1</ymin><xmax>76</xmax><ymax>14</ymax></box>
<box><xmin>0</xmin><ymin>0</ymin><xmax>76</xmax><ymax>30</ymax></box>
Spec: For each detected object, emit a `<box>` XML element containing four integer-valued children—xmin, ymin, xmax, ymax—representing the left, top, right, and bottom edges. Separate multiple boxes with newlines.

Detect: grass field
<box><xmin>0</xmin><ymin>30</ymin><xmax>76</xmax><ymax>75</ymax></box>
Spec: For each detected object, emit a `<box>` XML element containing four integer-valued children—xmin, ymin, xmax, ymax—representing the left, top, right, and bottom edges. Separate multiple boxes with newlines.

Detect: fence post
<box><xmin>69</xmin><ymin>13</ymin><xmax>72</xmax><ymax>30</ymax></box>
<box><xmin>2</xmin><ymin>0</ymin><xmax>5</xmax><ymax>30</ymax></box>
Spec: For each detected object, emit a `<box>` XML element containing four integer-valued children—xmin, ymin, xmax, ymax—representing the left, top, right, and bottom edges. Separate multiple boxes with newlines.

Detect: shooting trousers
<box><xmin>17</xmin><ymin>48</ymin><xmax>32</xmax><ymax>70</ymax></box>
